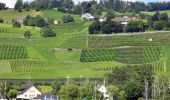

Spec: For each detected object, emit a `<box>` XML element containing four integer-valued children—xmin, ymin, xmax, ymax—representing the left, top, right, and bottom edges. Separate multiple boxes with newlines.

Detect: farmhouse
<box><xmin>95</xmin><ymin>16</ymin><xmax>107</xmax><ymax>22</ymax></box>
<box><xmin>82</xmin><ymin>13</ymin><xmax>94</xmax><ymax>20</ymax></box>
<box><xmin>16</xmin><ymin>85</ymin><xmax>41</xmax><ymax>100</ymax></box>
<box><xmin>112</xmin><ymin>16</ymin><xmax>132</xmax><ymax>25</ymax></box>
<box><xmin>112</xmin><ymin>16</ymin><xmax>139</xmax><ymax>25</ymax></box>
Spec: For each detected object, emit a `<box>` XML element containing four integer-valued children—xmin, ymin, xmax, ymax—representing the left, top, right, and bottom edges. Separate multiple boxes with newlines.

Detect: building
<box><xmin>35</xmin><ymin>93</ymin><xmax>59</xmax><ymax>100</ymax></box>
<box><xmin>82</xmin><ymin>13</ymin><xmax>94</xmax><ymax>20</ymax></box>
<box><xmin>95</xmin><ymin>16</ymin><xmax>107</xmax><ymax>22</ymax></box>
<box><xmin>16</xmin><ymin>85</ymin><xmax>41</xmax><ymax>100</ymax></box>
<box><xmin>112</xmin><ymin>16</ymin><xmax>132</xmax><ymax>25</ymax></box>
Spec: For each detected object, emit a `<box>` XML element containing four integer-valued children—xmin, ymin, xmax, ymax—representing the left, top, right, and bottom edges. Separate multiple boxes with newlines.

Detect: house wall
<box><xmin>17</xmin><ymin>86</ymin><xmax>41</xmax><ymax>99</ymax></box>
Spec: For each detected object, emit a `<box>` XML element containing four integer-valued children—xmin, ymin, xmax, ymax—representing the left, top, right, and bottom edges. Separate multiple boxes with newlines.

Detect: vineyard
<box><xmin>88</xmin><ymin>32</ymin><xmax>170</xmax><ymax>48</ymax></box>
<box><xmin>0</xmin><ymin>9</ymin><xmax>170</xmax><ymax>79</ymax></box>
<box><xmin>80</xmin><ymin>47</ymin><xmax>162</xmax><ymax>64</ymax></box>
<box><xmin>0</xmin><ymin>45</ymin><xmax>27</xmax><ymax>60</ymax></box>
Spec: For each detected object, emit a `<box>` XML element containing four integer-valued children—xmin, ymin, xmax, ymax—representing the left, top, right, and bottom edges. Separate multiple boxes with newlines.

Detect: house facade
<box><xmin>112</xmin><ymin>16</ymin><xmax>132</xmax><ymax>25</ymax></box>
<box><xmin>82</xmin><ymin>13</ymin><xmax>94</xmax><ymax>20</ymax></box>
<box><xmin>16</xmin><ymin>85</ymin><xmax>41</xmax><ymax>100</ymax></box>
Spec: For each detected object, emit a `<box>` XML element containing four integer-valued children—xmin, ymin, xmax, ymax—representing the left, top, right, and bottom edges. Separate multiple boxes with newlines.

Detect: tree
<box><xmin>81</xmin><ymin>82</ymin><xmax>94</xmax><ymax>100</ymax></box>
<box><xmin>153</xmin><ymin>21</ymin><xmax>165</xmax><ymax>30</ymax></box>
<box><xmin>7</xmin><ymin>89</ymin><xmax>18</xmax><ymax>99</ymax></box>
<box><xmin>24</xmin><ymin>31</ymin><xmax>31</xmax><ymax>39</ymax></box>
<box><xmin>107</xmin><ymin>85</ymin><xmax>125</xmax><ymax>100</ymax></box>
<box><xmin>59</xmin><ymin>83</ymin><xmax>80</xmax><ymax>100</ymax></box>
<box><xmin>106</xmin><ymin>65</ymin><xmax>154</xmax><ymax>99</ymax></box>
<box><xmin>52</xmin><ymin>81</ymin><xmax>61</xmax><ymax>95</ymax></box>
<box><xmin>89</xmin><ymin>20</ymin><xmax>101</xmax><ymax>34</ymax></box>
<box><xmin>123</xmin><ymin>81</ymin><xmax>142</xmax><ymax>100</ymax></box>
<box><xmin>14</xmin><ymin>0</ymin><xmax>23</xmax><ymax>11</ymax></box>
<box><xmin>106</xmin><ymin>11</ymin><xmax>114</xmax><ymax>21</ymax></box>
<box><xmin>40</xmin><ymin>28</ymin><xmax>56</xmax><ymax>37</ymax></box>
<box><xmin>151</xmin><ymin>11</ymin><xmax>160</xmax><ymax>21</ymax></box>
<box><xmin>125</xmin><ymin>20</ymin><xmax>145</xmax><ymax>32</ymax></box>
<box><xmin>101</xmin><ymin>21</ymin><xmax>116</xmax><ymax>34</ymax></box>
<box><xmin>0</xmin><ymin>3</ymin><xmax>6</xmax><ymax>10</ymax></box>
<box><xmin>0</xmin><ymin>18</ymin><xmax>3</xmax><ymax>23</ymax></box>
<box><xmin>62</xmin><ymin>15</ymin><xmax>74</xmax><ymax>23</ymax></box>
<box><xmin>12</xmin><ymin>20</ymin><xmax>21</xmax><ymax>28</ymax></box>
<box><xmin>159</xmin><ymin>13</ymin><xmax>168</xmax><ymax>21</ymax></box>
<box><xmin>24</xmin><ymin>15</ymin><xmax>46</xmax><ymax>27</ymax></box>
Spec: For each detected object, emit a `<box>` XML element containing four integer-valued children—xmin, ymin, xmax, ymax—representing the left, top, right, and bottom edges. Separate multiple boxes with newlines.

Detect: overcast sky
<box><xmin>0</xmin><ymin>0</ymin><xmax>170</xmax><ymax>8</ymax></box>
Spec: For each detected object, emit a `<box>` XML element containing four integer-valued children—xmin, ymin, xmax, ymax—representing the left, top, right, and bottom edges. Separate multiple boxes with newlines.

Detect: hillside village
<box><xmin>0</xmin><ymin>0</ymin><xmax>170</xmax><ymax>100</ymax></box>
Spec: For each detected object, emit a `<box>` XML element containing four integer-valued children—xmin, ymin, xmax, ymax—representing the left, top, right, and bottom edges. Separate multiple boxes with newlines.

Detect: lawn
<box><xmin>43</xmin><ymin>10</ymin><xmax>81</xmax><ymax>22</ymax></box>
<box><xmin>0</xmin><ymin>9</ymin><xmax>170</xmax><ymax>79</ymax></box>
<box><xmin>0</xmin><ymin>9</ymin><xmax>43</xmax><ymax>23</ymax></box>
<box><xmin>39</xmin><ymin>86</ymin><xmax>53</xmax><ymax>93</ymax></box>
<box><xmin>142</xmin><ymin>10</ymin><xmax>170</xmax><ymax>17</ymax></box>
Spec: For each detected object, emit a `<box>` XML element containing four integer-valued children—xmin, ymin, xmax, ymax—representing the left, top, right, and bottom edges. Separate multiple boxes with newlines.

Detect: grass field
<box><xmin>142</xmin><ymin>10</ymin><xmax>170</xmax><ymax>17</ymax></box>
<box><xmin>0</xmin><ymin>9</ymin><xmax>170</xmax><ymax>79</ymax></box>
<box><xmin>0</xmin><ymin>9</ymin><xmax>43</xmax><ymax>23</ymax></box>
<box><xmin>43</xmin><ymin>10</ymin><xmax>81</xmax><ymax>21</ymax></box>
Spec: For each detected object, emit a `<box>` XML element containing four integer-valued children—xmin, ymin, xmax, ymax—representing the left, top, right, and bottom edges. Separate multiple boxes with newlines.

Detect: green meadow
<box><xmin>0</xmin><ymin>9</ymin><xmax>170</xmax><ymax>79</ymax></box>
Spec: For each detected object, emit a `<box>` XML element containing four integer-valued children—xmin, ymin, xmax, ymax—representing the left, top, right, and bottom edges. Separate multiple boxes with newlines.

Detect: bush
<box><xmin>12</xmin><ymin>20</ymin><xmax>21</xmax><ymax>28</ymax></box>
<box><xmin>62</xmin><ymin>15</ymin><xmax>74</xmax><ymax>23</ymax></box>
<box><xmin>153</xmin><ymin>21</ymin><xmax>165</xmax><ymax>30</ymax></box>
<box><xmin>24</xmin><ymin>31</ymin><xmax>31</xmax><ymax>39</ymax></box>
<box><xmin>40</xmin><ymin>28</ymin><xmax>56</xmax><ymax>37</ymax></box>
<box><xmin>88</xmin><ymin>21</ymin><xmax>101</xmax><ymax>34</ymax></box>
<box><xmin>0</xmin><ymin>18</ymin><xmax>3</xmax><ymax>23</ymax></box>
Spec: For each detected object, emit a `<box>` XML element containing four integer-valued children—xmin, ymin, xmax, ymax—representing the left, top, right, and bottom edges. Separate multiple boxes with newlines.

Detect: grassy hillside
<box><xmin>0</xmin><ymin>9</ymin><xmax>43</xmax><ymax>23</ymax></box>
<box><xmin>0</xmin><ymin>9</ymin><xmax>170</xmax><ymax>79</ymax></box>
<box><xmin>43</xmin><ymin>10</ymin><xmax>81</xmax><ymax>21</ymax></box>
<box><xmin>142</xmin><ymin>10</ymin><xmax>170</xmax><ymax>17</ymax></box>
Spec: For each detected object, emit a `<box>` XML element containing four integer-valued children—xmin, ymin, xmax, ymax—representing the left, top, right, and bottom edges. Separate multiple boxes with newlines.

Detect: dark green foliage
<box><xmin>125</xmin><ymin>20</ymin><xmax>145</xmax><ymax>32</ymax></box>
<box><xmin>23</xmin><ymin>15</ymin><xmax>46</xmax><ymax>27</ymax></box>
<box><xmin>62</xmin><ymin>15</ymin><xmax>74</xmax><ymax>23</ymax></box>
<box><xmin>123</xmin><ymin>81</ymin><xmax>142</xmax><ymax>100</ymax></box>
<box><xmin>40</xmin><ymin>28</ymin><xmax>56</xmax><ymax>37</ymax></box>
<box><xmin>12</xmin><ymin>20</ymin><xmax>21</xmax><ymax>28</ymax></box>
<box><xmin>0</xmin><ymin>2</ymin><xmax>6</xmax><ymax>10</ymax></box>
<box><xmin>7</xmin><ymin>89</ymin><xmax>18</xmax><ymax>99</ymax></box>
<box><xmin>59</xmin><ymin>83</ymin><xmax>80</xmax><ymax>99</ymax></box>
<box><xmin>24</xmin><ymin>31</ymin><xmax>31</xmax><ymax>39</ymax></box>
<box><xmin>101</xmin><ymin>21</ymin><xmax>116</xmax><ymax>34</ymax></box>
<box><xmin>14</xmin><ymin>0</ymin><xmax>23</xmax><ymax>11</ymax></box>
<box><xmin>47</xmin><ymin>18</ymin><xmax>54</xmax><ymax>25</ymax></box>
<box><xmin>106</xmin><ymin>65</ymin><xmax>154</xmax><ymax>99</ymax></box>
<box><xmin>52</xmin><ymin>81</ymin><xmax>61</xmax><ymax>95</ymax></box>
<box><xmin>0</xmin><ymin>18</ymin><xmax>3</xmax><ymax>23</ymax></box>
<box><xmin>159</xmin><ymin>13</ymin><xmax>168</xmax><ymax>21</ymax></box>
<box><xmin>106</xmin><ymin>11</ymin><xmax>114</xmax><ymax>21</ymax></box>
<box><xmin>89</xmin><ymin>21</ymin><xmax>101</xmax><ymax>34</ymax></box>
<box><xmin>153</xmin><ymin>21</ymin><xmax>165</xmax><ymax>30</ymax></box>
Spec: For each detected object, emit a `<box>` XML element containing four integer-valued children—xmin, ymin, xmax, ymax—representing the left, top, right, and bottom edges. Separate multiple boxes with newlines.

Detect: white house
<box><xmin>16</xmin><ymin>85</ymin><xmax>41</xmax><ymax>100</ymax></box>
<box><xmin>82</xmin><ymin>13</ymin><xmax>94</xmax><ymax>20</ymax></box>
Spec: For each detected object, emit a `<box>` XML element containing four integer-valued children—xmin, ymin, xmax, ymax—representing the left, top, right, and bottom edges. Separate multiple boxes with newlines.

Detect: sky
<box><xmin>0</xmin><ymin>0</ymin><xmax>170</xmax><ymax>8</ymax></box>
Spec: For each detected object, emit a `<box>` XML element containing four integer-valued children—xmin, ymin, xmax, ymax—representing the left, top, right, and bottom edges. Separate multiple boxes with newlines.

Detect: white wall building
<box><xmin>17</xmin><ymin>85</ymin><xmax>41</xmax><ymax>100</ymax></box>
<box><xmin>82</xmin><ymin>13</ymin><xmax>94</xmax><ymax>20</ymax></box>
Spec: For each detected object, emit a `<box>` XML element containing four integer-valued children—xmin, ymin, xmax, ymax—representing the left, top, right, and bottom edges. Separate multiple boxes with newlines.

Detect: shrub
<box><xmin>153</xmin><ymin>21</ymin><xmax>165</xmax><ymax>30</ymax></box>
<box><xmin>40</xmin><ymin>28</ymin><xmax>56</xmax><ymax>37</ymax></box>
<box><xmin>88</xmin><ymin>21</ymin><xmax>101</xmax><ymax>34</ymax></box>
<box><xmin>12</xmin><ymin>19</ymin><xmax>21</xmax><ymax>28</ymax></box>
<box><xmin>62</xmin><ymin>15</ymin><xmax>74</xmax><ymax>23</ymax></box>
<box><xmin>24</xmin><ymin>31</ymin><xmax>31</xmax><ymax>39</ymax></box>
<box><xmin>0</xmin><ymin>18</ymin><xmax>3</xmax><ymax>23</ymax></box>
